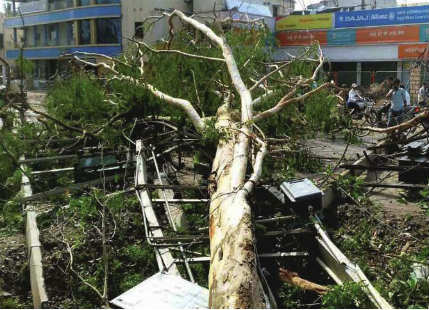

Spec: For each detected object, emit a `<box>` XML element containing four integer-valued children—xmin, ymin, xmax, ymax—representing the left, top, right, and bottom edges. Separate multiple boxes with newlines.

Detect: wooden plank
<box><xmin>362</xmin><ymin>183</ymin><xmax>426</xmax><ymax>190</ymax></box>
<box><xmin>21</xmin><ymin>154</ymin><xmax>48</xmax><ymax>309</ymax></box>
<box><xmin>135</xmin><ymin>140</ymin><xmax>180</xmax><ymax>277</ymax></box>
<box><xmin>26</xmin><ymin>211</ymin><xmax>48</xmax><ymax>308</ymax></box>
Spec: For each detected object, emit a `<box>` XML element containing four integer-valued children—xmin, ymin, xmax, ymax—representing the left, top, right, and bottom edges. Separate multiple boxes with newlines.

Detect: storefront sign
<box><xmin>335</xmin><ymin>5</ymin><xmax>429</xmax><ymax>28</ymax></box>
<box><xmin>276</xmin><ymin>13</ymin><xmax>333</xmax><ymax>31</ymax></box>
<box><xmin>356</xmin><ymin>25</ymin><xmax>420</xmax><ymax>44</ymax></box>
<box><xmin>327</xmin><ymin>29</ymin><xmax>356</xmax><ymax>45</ymax></box>
<box><xmin>398</xmin><ymin>43</ymin><xmax>428</xmax><ymax>58</ymax></box>
<box><xmin>276</xmin><ymin>30</ymin><xmax>327</xmax><ymax>46</ymax></box>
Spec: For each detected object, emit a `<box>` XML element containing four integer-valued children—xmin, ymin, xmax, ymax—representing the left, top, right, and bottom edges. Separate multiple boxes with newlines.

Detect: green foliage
<box><xmin>383</xmin><ymin>255</ymin><xmax>429</xmax><ymax>308</ymax></box>
<box><xmin>278</xmin><ymin>282</ymin><xmax>310</xmax><ymax>308</ymax></box>
<box><xmin>322</xmin><ymin>282</ymin><xmax>372</xmax><ymax>309</ymax></box>
<box><xmin>304</xmin><ymin>91</ymin><xmax>342</xmax><ymax>134</ymax></box>
<box><xmin>335</xmin><ymin>175</ymin><xmax>366</xmax><ymax>201</ymax></box>
<box><xmin>16</xmin><ymin>54</ymin><xmax>34</xmax><ymax>77</ymax></box>
<box><xmin>0</xmin><ymin>297</ymin><xmax>22</xmax><ymax>309</ymax></box>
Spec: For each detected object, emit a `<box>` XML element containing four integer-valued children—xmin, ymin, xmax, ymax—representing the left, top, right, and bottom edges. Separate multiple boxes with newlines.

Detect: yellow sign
<box><xmin>276</xmin><ymin>13</ymin><xmax>333</xmax><ymax>31</ymax></box>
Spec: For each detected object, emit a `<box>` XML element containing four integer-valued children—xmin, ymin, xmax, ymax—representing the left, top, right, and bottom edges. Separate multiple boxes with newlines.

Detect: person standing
<box><xmin>386</xmin><ymin>79</ymin><xmax>406</xmax><ymax>127</ymax></box>
<box><xmin>400</xmin><ymin>84</ymin><xmax>411</xmax><ymax>107</ymax></box>
<box><xmin>418</xmin><ymin>82</ymin><xmax>429</xmax><ymax>106</ymax></box>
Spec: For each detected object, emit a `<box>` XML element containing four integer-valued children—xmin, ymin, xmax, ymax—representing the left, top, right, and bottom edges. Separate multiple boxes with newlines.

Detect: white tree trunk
<box><xmin>207</xmin><ymin>107</ymin><xmax>265</xmax><ymax>308</ymax></box>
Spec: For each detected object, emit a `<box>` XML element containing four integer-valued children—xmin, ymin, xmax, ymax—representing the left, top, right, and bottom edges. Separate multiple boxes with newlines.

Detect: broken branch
<box><xmin>279</xmin><ymin>268</ymin><xmax>329</xmax><ymax>295</ymax></box>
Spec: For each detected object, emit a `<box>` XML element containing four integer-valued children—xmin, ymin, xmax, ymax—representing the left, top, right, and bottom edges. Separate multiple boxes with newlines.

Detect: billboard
<box><xmin>327</xmin><ymin>29</ymin><xmax>355</xmax><ymax>45</ymax></box>
<box><xmin>276</xmin><ymin>13</ymin><xmax>333</xmax><ymax>31</ymax></box>
<box><xmin>398</xmin><ymin>43</ymin><xmax>428</xmax><ymax>59</ymax></box>
<box><xmin>276</xmin><ymin>30</ymin><xmax>327</xmax><ymax>46</ymax></box>
<box><xmin>335</xmin><ymin>5</ymin><xmax>429</xmax><ymax>28</ymax></box>
<box><xmin>356</xmin><ymin>25</ymin><xmax>420</xmax><ymax>44</ymax></box>
<box><xmin>277</xmin><ymin>24</ymin><xmax>428</xmax><ymax>47</ymax></box>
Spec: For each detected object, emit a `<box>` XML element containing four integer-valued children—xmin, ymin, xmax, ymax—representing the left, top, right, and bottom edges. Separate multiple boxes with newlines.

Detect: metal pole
<box><xmin>151</xmin><ymin>147</ymin><xmax>195</xmax><ymax>283</ymax></box>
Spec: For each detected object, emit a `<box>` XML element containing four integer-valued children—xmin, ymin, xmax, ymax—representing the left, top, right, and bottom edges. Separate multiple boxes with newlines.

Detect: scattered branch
<box><xmin>279</xmin><ymin>268</ymin><xmax>329</xmax><ymax>295</ymax></box>
<box><xmin>362</xmin><ymin>110</ymin><xmax>429</xmax><ymax>134</ymax></box>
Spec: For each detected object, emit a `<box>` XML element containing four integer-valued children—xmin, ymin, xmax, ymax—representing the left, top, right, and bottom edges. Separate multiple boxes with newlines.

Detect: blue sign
<box><xmin>420</xmin><ymin>24</ymin><xmax>429</xmax><ymax>41</ymax></box>
<box><xmin>327</xmin><ymin>29</ymin><xmax>356</xmax><ymax>45</ymax></box>
<box><xmin>335</xmin><ymin>5</ymin><xmax>429</xmax><ymax>28</ymax></box>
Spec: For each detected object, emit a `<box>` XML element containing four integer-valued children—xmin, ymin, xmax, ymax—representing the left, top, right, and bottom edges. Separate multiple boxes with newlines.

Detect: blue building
<box><xmin>4</xmin><ymin>0</ymin><xmax>122</xmax><ymax>84</ymax></box>
<box><xmin>3</xmin><ymin>0</ymin><xmax>291</xmax><ymax>87</ymax></box>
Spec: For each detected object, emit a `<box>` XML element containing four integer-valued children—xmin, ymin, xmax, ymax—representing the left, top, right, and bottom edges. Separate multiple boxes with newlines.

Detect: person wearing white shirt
<box><xmin>418</xmin><ymin>82</ymin><xmax>429</xmax><ymax>106</ymax></box>
<box><xmin>347</xmin><ymin>83</ymin><xmax>364</xmax><ymax>110</ymax></box>
<box><xmin>400</xmin><ymin>85</ymin><xmax>411</xmax><ymax>106</ymax></box>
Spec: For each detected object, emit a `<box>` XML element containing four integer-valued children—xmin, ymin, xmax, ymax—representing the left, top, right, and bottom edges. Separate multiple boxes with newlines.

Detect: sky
<box><xmin>296</xmin><ymin>0</ymin><xmax>429</xmax><ymax>9</ymax></box>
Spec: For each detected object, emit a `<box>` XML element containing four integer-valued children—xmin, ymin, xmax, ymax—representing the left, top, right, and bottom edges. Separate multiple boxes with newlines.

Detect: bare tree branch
<box><xmin>363</xmin><ymin>110</ymin><xmax>429</xmax><ymax>133</ymax></box>
<box><xmin>249</xmin><ymin>61</ymin><xmax>290</xmax><ymax>92</ymax></box>
<box><xmin>253</xmin><ymin>82</ymin><xmax>330</xmax><ymax>122</ymax></box>
<box><xmin>130</xmin><ymin>38</ymin><xmax>226</xmax><ymax>63</ymax></box>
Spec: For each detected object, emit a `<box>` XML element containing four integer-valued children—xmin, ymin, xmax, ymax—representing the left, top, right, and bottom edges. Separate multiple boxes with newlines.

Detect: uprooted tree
<box><xmin>79</xmin><ymin>11</ymin><xmax>329</xmax><ymax>308</ymax></box>
<box><xmin>0</xmin><ymin>10</ymin><xmax>337</xmax><ymax>308</ymax></box>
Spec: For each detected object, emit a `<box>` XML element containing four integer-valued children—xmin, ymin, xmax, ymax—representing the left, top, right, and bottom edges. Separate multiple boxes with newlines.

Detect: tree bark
<box><xmin>208</xmin><ymin>106</ymin><xmax>265</xmax><ymax>308</ymax></box>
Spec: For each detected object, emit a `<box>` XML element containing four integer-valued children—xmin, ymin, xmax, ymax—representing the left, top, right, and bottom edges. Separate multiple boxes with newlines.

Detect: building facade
<box><xmin>307</xmin><ymin>0</ymin><xmax>396</xmax><ymax>11</ymax></box>
<box><xmin>275</xmin><ymin>3</ymin><xmax>429</xmax><ymax>100</ymax></box>
<box><xmin>3</xmin><ymin>0</ymin><xmax>291</xmax><ymax>87</ymax></box>
<box><xmin>193</xmin><ymin>0</ymin><xmax>295</xmax><ymax>17</ymax></box>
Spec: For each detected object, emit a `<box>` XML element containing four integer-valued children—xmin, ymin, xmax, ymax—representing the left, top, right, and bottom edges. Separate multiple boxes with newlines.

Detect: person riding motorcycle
<box><xmin>347</xmin><ymin>83</ymin><xmax>365</xmax><ymax>111</ymax></box>
<box><xmin>386</xmin><ymin>79</ymin><xmax>407</xmax><ymax>127</ymax></box>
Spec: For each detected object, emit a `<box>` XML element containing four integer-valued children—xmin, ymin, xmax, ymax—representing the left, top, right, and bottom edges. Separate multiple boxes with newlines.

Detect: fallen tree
<box><xmin>0</xmin><ymin>11</ymin><xmax>338</xmax><ymax>309</ymax></box>
<box><xmin>63</xmin><ymin>11</ymin><xmax>330</xmax><ymax>308</ymax></box>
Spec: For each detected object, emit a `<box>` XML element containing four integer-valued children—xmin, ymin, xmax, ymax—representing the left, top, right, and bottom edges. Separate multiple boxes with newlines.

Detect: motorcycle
<box><xmin>349</xmin><ymin>97</ymin><xmax>378</xmax><ymax>126</ymax></box>
<box><xmin>375</xmin><ymin>101</ymin><xmax>422</xmax><ymax>128</ymax></box>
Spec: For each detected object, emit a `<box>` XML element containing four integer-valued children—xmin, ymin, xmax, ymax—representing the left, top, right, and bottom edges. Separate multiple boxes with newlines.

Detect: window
<box><xmin>0</xmin><ymin>34</ymin><xmax>3</xmax><ymax>49</ymax></box>
<box><xmin>49</xmin><ymin>0</ymin><xmax>73</xmax><ymax>10</ymax></box>
<box><xmin>47</xmin><ymin>24</ymin><xmax>58</xmax><ymax>46</ymax></box>
<box><xmin>96</xmin><ymin>18</ymin><xmax>120</xmax><ymax>44</ymax></box>
<box><xmin>35</xmin><ymin>25</ymin><xmax>44</xmax><ymax>47</ymax></box>
<box><xmin>79</xmin><ymin>20</ymin><xmax>91</xmax><ymax>44</ymax></box>
<box><xmin>96</xmin><ymin>0</ymin><xmax>119</xmax><ymax>4</ymax></box>
<box><xmin>272</xmin><ymin>5</ymin><xmax>279</xmax><ymax>17</ymax></box>
<box><xmin>59</xmin><ymin>22</ymin><xmax>74</xmax><ymax>45</ymax></box>
<box><xmin>135</xmin><ymin>22</ymin><xmax>144</xmax><ymax>39</ymax></box>
<box><xmin>78</xmin><ymin>0</ymin><xmax>91</xmax><ymax>6</ymax></box>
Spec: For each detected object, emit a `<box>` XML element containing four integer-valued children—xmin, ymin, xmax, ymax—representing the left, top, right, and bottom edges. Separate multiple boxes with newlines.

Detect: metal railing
<box><xmin>333</xmin><ymin>70</ymin><xmax>411</xmax><ymax>89</ymax></box>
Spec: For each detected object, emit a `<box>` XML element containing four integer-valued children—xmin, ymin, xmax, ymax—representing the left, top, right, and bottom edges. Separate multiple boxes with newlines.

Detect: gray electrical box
<box><xmin>280</xmin><ymin>178</ymin><xmax>323</xmax><ymax>212</ymax></box>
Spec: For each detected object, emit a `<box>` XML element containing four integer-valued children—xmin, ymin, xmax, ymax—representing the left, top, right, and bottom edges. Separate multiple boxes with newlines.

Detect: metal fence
<box><xmin>334</xmin><ymin>70</ymin><xmax>411</xmax><ymax>89</ymax></box>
